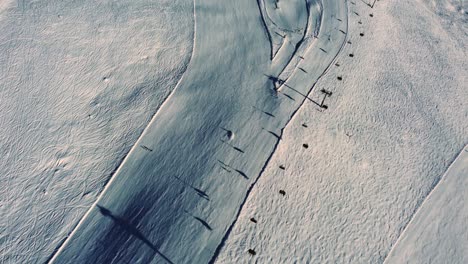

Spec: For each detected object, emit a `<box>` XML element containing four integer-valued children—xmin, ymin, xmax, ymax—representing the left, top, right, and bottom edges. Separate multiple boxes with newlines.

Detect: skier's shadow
<box><xmin>96</xmin><ymin>205</ymin><xmax>174</xmax><ymax>264</ymax></box>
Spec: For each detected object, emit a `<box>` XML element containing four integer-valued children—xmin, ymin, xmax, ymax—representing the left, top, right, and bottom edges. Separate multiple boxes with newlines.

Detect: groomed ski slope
<box><xmin>49</xmin><ymin>0</ymin><xmax>348</xmax><ymax>263</ymax></box>
<box><xmin>216</xmin><ymin>0</ymin><xmax>467</xmax><ymax>262</ymax></box>
<box><xmin>385</xmin><ymin>145</ymin><xmax>468</xmax><ymax>264</ymax></box>
<box><xmin>2</xmin><ymin>0</ymin><xmax>466</xmax><ymax>263</ymax></box>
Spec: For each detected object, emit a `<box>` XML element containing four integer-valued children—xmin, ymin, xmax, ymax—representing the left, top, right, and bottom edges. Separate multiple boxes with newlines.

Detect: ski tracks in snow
<box><xmin>211</xmin><ymin>0</ymin><xmax>351</xmax><ymax>261</ymax></box>
<box><xmin>48</xmin><ymin>0</ymin><xmax>350</xmax><ymax>263</ymax></box>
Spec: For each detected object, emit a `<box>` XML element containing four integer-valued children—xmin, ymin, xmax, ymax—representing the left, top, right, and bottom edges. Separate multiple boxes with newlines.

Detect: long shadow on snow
<box><xmin>88</xmin><ymin>195</ymin><xmax>174</xmax><ymax>264</ymax></box>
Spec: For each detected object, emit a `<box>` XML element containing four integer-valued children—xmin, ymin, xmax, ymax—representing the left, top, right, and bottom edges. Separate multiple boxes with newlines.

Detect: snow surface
<box><xmin>0</xmin><ymin>1</ymin><xmax>193</xmax><ymax>263</ymax></box>
<box><xmin>48</xmin><ymin>0</ymin><xmax>349</xmax><ymax>263</ymax></box>
<box><xmin>385</xmin><ymin>145</ymin><xmax>468</xmax><ymax>264</ymax></box>
<box><xmin>216</xmin><ymin>0</ymin><xmax>467</xmax><ymax>263</ymax></box>
<box><xmin>1</xmin><ymin>0</ymin><xmax>467</xmax><ymax>263</ymax></box>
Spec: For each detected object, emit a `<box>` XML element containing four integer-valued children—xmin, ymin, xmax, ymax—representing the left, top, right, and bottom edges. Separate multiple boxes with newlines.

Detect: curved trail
<box><xmin>49</xmin><ymin>0</ymin><xmax>348</xmax><ymax>263</ymax></box>
<box><xmin>211</xmin><ymin>0</ymin><xmax>349</xmax><ymax>261</ymax></box>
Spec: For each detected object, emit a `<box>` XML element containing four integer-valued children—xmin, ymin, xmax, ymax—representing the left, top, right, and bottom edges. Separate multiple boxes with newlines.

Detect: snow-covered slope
<box><xmin>217</xmin><ymin>0</ymin><xmax>467</xmax><ymax>263</ymax></box>
<box><xmin>0</xmin><ymin>1</ymin><xmax>193</xmax><ymax>263</ymax></box>
<box><xmin>385</xmin><ymin>145</ymin><xmax>468</xmax><ymax>264</ymax></box>
<box><xmin>48</xmin><ymin>0</ymin><xmax>349</xmax><ymax>263</ymax></box>
<box><xmin>2</xmin><ymin>0</ymin><xmax>466</xmax><ymax>263</ymax></box>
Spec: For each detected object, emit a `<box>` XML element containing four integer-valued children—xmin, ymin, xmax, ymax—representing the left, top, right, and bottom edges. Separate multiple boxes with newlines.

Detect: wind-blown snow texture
<box><xmin>1</xmin><ymin>0</ymin><xmax>467</xmax><ymax>263</ymax></box>
<box><xmin>0</xmin><ymin>1</ymin><xmax>193</xmax><ymax>263</ymax></box>
<box><xmin>385</xmin><ymin>145</ymin><xmax>468</xmax><ymax>264</ymax></box>
<box><xmin>217</xmin><ymin>0</ymin><xmax>467</xmax><ymax>263</ymax></box>
<box><xmin>48</xmin><ymin>0</ymin><xmax>348</xmax><ymax>263</ymax></box>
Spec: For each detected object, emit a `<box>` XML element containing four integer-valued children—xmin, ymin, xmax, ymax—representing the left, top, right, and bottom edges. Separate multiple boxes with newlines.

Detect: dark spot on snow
<box><xmin>218</xmin><ymin>159</ymin><xmax>230</xmax><ymax>168</ymax></box>
<box><xmin>360</xmin><ymin>33</ymin><xmax>365</xmax><ymax>37</ymax></box>
<box><xmin>250</xmin><ymin>218</ymin><xmax>257</xmax><ymax>223</ymax></box>
<box><xmin>264</xmin><ymin>74</ymin><xmax>282</xmax><ymax>85</ymax></box>
<box><xmin>279</xmin><ymin>190</ymin><xmax>286</xmax><ymax>196</ymax></box>
<box><xmin>221</xmin><ymin>139</ymin><xmax>246</xmax><ymax>154</ymax></box>
<box><xmin>281</xmin><ymin>92</ymin><xmax>295</xmax><ymax>101</ymax></box>
<box><xmin>337</xmin><ymin>76</ymin><xmax>343</xmax><ymax>81</ymax></box>
<box><xmin>173</xmin><ymin>176</ymin><xmax>209</xmax><ymax>201</ymax></box>
<box><xmin>140</xmin><ymin>145</ymin><xmax>153</xmax><ymax>152</ymax></box>
<box><xmin>319</xmin><ymin>90</ymin><xmax>331</xmax><ymax>108</ymax></box>
<box><xmin>233</xmin><ymin>147</ymin><xmax>245</xmax><ymax>153</ymax></box>
<box><xmin>274</xmin><ymin>31</ymin><xmax>285</xmax><ymax>38</ymax></box>
<box><xmin>248</xmin><ymin>249</ymin><xmax>256</xmax><ymax>255</ymax></box>
<box><xmin>226</xmin><ymin>130</ymin><xmax>234</xmax><ymax>139</ymax></box>
<box><xmin>303</xmin><ymin>143</ymin><xmax>309</xmax><ymax>149</ymax></box>
<box><xmin>369</xmin><ymin>13</ymin><xmax>374</xmax><ymax>17</ymax></box>
<box><xmin>218</xmin><ymin>160</ymin><xmax>231</xmax><ymax>172</ymax></box>
<box><xmin>349</xmin><ymin>53</ymin><xmax>354</xmax><ymax>57</ymax></box>
<box><xmin>266</xmin><ymin>130</ymin><xmax>281</xmax><ymax>140</ymax></box>
<box><xmin>194</xmin><ymin>216</ymin><xmax>212</xmax><ymax>230</ymax></box>
<box><xmin>220</xmin><ymin>127</ymin><xmax>234</xmax><ymax>140</ymax></box>
<box><xmin>253</xmin><ymin>104</ymin><xmax>276</xmax><ymax>118</ymax></box>
<box><xmin>335</xmin><ymin>63</ymin><xmax>340</xmax><ymax>67</ymax></box>
<box><xmin>184</xmin><ymin>210</ymin><xmax>212</xmax><ymax>231</ymax></box>
<box><xmin>220</xmin><ymin>166</ymin><xmax>231</xmax><ymax>173</ymax></box>
<box><xmin>194</xmin><ymin>187</ymin><xmax>209</xmax><ymax>200</ymax></box>
<box><xmin>321</xmin><ymin>89</ymin><xmax>333</xmax><ymax>96</ymax></box>
<box><xmin>235</xmin><ymin>169</ymin><xmax>249</xmax><ymax>179</ymax></box>
<box><xmin>283</xmin><ymin>83</ymin><xmax>294</xmax><ymax>90</ymax></box>
<box><xmin>347</xmin><ymin>40</ymin><xmax>352</xmax><ymax>44</ymax></box>
<box><xmin>320</xmin><ymin>47</ymin><xmax>327</xmax><ymax>53</ymax></box>
<box><xmin>279</xmin><ymin>165</ymin><xmax>286</xmax><ymax>170</ymax></box>
<box><xmin>298</xmin><ymin>67</ymin><xmax>307</xmax><ymax>73</ymax></box>
<box><xmin>302</xmin><ymin>123</ymin><xmax>308</xmax><ymax>128</ymax></box>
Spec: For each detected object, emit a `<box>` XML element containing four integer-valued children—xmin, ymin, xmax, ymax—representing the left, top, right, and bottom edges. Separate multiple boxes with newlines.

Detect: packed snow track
<box><xmin>48</xmin><ymin>0</ymin><xmax>348</xmax><ymax>263</ymax></box>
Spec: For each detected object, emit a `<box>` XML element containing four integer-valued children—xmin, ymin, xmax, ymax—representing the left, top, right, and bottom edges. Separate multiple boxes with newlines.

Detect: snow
<box><xmin>0</xmin><ymin>0</ymin><xmax>193</xmax><ymax>263</ymax></box>
<box><xmin>385</xmin><ymin>145</ymin><xmax>468</xmax><ymax>264</ymax></box>
<box><xmin>216</xmin><ymin>0</ymin><xmax>467</xmax><ymax>263</ymax></box>
<box><xmin>48</xmin><ymin>0</ymin><xmax>349</xmax><ymax>263</ymax></box>
<box><xmin>1</xmin><ymin>0</ymin><xmax>467</xmax><ymax>263</ymax></box>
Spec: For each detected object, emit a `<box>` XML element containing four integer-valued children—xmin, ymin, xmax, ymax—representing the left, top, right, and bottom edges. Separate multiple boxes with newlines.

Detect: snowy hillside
<box><xmin>1</xmin><ymin>0</ymin><xmax>467</xmax><ymax>263</ymax></box>
<box><xmin>385</xmin><ymin>146</ymin><xmax>468</xmax><ymax>264</ymax></box>
<box><xmin>1</xmin><ymin>0</ymin><xmax>193</xmax><ymax>263</ymax></box>
<box><xmin>217</xmin><ymin>0</ymin><xmax>467</xmax><ymax>263</ymax></box>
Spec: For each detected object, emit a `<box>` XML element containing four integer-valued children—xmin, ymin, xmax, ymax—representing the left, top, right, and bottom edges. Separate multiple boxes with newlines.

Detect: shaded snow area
<box><xmin>0</xmin><ymin>0</ymin><xmax>193</xmax><ymax>263</ymax></box>
<box><xmin>385</xmin><ymin>145</ymin><xmax>468</xmax><ymax>264</ymax></box>
<box><xmin>1</xmin><ymin>0</ymin><xmax>466</xmax><ymax>263</ymax></box>
<box><xmin>216</xmin><ymin>0</ymin><xmax>467</xmax><ymax>263</ymax></box>
<box><xmin>48</xmin><ymin>0</ymin><xmax>349</xmax><ymax>263</ymax></box>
